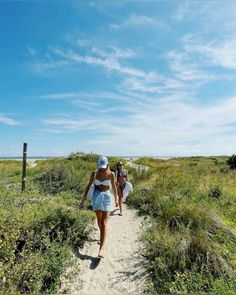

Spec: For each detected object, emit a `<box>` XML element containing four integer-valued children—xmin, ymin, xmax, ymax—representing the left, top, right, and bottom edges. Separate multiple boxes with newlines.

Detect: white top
<box><xmin>94</xmin><ymin>179</ymin><xmax>111</xmax><ymax>186</ymax></box>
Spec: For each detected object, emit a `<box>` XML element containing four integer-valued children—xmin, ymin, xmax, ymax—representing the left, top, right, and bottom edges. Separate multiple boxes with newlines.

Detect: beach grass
<box><xmin>0</xmin><ymin>154</ymin><xmax>97</xmax><ymax>294</ymax></box>
<box><xmin>127</xmin><ymin>156</ymin><xmax>236</xmax><ymax>294</ymax></box>
<box><xmin>1</xmin><ymin>154</ymin><xmax>236</xmax><ymax>294</ymax></box>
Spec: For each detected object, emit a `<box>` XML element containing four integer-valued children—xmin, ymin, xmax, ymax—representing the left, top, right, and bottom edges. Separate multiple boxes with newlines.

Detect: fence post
<box><xmin>21</xmin><ymin>143</ymin><xmax>27</xmax><ymax>192</ymax></box>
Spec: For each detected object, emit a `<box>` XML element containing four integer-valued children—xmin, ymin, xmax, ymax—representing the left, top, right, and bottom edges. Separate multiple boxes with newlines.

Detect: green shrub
<box><xmin>227</xmin><ymin>154</ymin><xmax>236</xmax><ymax>170</ymax></box>
<box><xmin>128</xmin><ymin>156</ymin><xmax>236</xmax><ymax>294</ymax></box>
<box><xmin>1</xmin><ymin>244</ymin><xmax>71</xmax><ymax>294</ymax></box>
<box><xmin>208</xmin><ymin>186</ymin><xmax>222</xmax><ymax>199</ymax></box>
<box><xmin>132</xmin><ymin>168</ymin><xmax>153</xmax><ymax>183</ymax></box>
<box><xmin>143</xmin><ymin>224</ymin><xmax>234</xmax><ymax>294</ymax></box>
<box><xmin>0</xmin><ymin>197</ymin><xmax>94</xmax><ymax>294</ymax></box>
<box><xmin>0</xmin><ymin>155</ymin><xmax>96</xmax><ymax>294</ymax></box>
<box><xmin>35</xmin><ymin>161</ymin><xmax>89</xmax><ymax>194</ymax></box>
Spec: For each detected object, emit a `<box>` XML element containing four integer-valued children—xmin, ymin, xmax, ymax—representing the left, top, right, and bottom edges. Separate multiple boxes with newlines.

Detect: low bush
<box><xmin>208</xmin><ymin>185</ymin><xmax>222</xmax><ymax>199</ymax></box>
<box><xmin>143</xmin><ymin>222</ymin><xmax>235</xmax><ymax>294</ymax></box>
<box><xmin>227</xmin><ymin>154</ymin><xmax>236</xmax><ymax>170</ymax></box>
<box><xmin>0</xmin><ymin>156</ymin><xmax>95</xmax><ymax>294</ymax></box>
<box><xmin>35</xmin><ymin>159</ymin><xmax>91</xmax><ymax>195</ymax></box>
<box><xmin>0</xmin><ymin>192</ymin><xmax>94</xmax><ymax>294</ymax></box>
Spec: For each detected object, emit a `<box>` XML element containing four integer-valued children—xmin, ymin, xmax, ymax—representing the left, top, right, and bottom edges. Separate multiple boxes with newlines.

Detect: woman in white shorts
<box><xmin>80</xmin><ymin>155</ymin><xmax>118</xmax><ymax>258</ymax></box>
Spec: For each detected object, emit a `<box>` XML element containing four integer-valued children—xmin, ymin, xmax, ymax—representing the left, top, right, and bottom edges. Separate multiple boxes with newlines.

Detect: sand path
<box><xmin>60</xmin><ymin>203</ymin><xmax>147</xmax><ymax>294</ymax></box>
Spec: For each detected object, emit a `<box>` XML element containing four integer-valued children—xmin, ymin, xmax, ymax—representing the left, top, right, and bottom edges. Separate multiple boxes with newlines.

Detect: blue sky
<box><xmin>1</xmin><ymin>1</ymin><xmax>236</xmax><ymax>157</ymax></box>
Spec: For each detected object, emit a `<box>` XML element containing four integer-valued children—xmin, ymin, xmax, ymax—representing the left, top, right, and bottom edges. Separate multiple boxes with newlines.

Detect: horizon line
<box><xmin>0</xmin><ymin>154</ymin><xmax>232</xmax><ymax>159</ymax></box>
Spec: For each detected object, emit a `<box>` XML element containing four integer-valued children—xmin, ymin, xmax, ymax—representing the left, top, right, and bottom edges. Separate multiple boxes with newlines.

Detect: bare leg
<box><xmin>98</xmin><ymin>211</ymin><xmax>109</xmax><ymax>258</ymax></box>
<box><xmin>95</xmin><ymin>210</ymin><xmax>102</xmax><ymax>243</ymax></box>
<box><xmin>117</xmin><ymin>186</ymin><xmax>123</xmax><ymax>215</ymax></box>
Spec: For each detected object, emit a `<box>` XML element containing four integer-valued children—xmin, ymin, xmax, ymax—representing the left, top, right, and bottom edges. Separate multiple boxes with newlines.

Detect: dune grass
<box><xmin>0</xmin><ymin>154</ymin><xmax>97</xmax><ymax>294</ymax></box>
<box><xmin>127</xmin><ymin>156</ymin><xmax>236</xmax><ymax>294</ymax></box>
<box><xmin>1</xmin><ymin>154</ymin><xmax>235</xmax><ymax>294</ymax></box>
<box><xmin>0</xmin><ymin>152</ymin><xmax>129</xmax><ymax>294</ymax></box>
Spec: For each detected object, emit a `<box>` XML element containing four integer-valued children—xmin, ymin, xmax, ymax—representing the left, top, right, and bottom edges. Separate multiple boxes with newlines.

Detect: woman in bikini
<box><xmin>115</xmin><ymin>161</ymin><xmax>128</xmax><ymax>216</ymax></box>
<box><xmin>79</xmin><ymin>155</ymin><xmax>118</xmax><ymax>258</ymax></box>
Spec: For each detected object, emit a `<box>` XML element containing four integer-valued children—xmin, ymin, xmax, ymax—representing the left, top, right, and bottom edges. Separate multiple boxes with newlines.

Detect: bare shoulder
<box><xmin>110</xmin><ymin>171</ymin><xmax>115</xmax><ymax>179</ymax></box>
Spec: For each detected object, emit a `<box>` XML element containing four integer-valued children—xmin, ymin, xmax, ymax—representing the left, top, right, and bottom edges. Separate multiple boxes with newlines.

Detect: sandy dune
<box><xmin>60</xmin><ymin>203</ymin><xmax>147</xmax><ymax>294</ymax></box>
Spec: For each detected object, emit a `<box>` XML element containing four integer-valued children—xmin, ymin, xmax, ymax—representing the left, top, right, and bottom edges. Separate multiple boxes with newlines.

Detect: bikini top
<box><xmin>94</xmin><ymin>178</ymin><xmax>111</xmax><ymax>186</ymax></box>
<box><xmin>115</xmin><ymin>170</ymin><xmax>127</xmax><ymax>178</ymax></box>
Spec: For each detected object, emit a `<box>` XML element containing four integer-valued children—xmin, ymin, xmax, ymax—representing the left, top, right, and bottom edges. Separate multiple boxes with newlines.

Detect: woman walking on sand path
<box><xmin>115</xmin><ymin>161</ymin><xmax>128</xmax><ymax>216</ymax></box>
<box><xmin>79</xmin><ymin>155</ymin><xmax>118</xmax><ymax>258</ymax></box>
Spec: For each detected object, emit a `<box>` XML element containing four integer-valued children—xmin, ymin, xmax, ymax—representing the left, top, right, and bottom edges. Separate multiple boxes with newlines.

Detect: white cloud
<box><xmin>169</xmin><ymin>1</ymin><xmax>236</xmax><ymax>79</ymax></box>
<box><xmin>111</xmin><ymin>14</ymin><xmax>168</xmax><ymax>30</ymax></box>
<box><xmin>0</xmin><ymin>115</ymin><xmax>19</xmax><ymax>126</ymax></box>
<box><xmin>125</xmin><ymin>14</ymin><xmax>164</xmax><ymax>26</ymax></box>
<box><xmin>29</xmin><ymin>59</ymin><xmax>69</xmax><ymax>73</ymax></box>
<box><xmin>38</xmin><ymin>90</ymin><xmax>141</xmax><ymax>116</ymax></box>
<box><xmin>119</xmin><ymin>75</ymin><xmax>190</xmax><ymax>96</ymax></box>
<box><xmin>179</xmin><ymin>34</ymin><xmax>236</xmax><ymax>70</ymax></box>
<box><xmin>91</xmin><ymin>45</ymin><xmax>135</xmax><ymax>59</ymax></box>
<box><xmin>194</xmin><ymin>39</ymin><xmax>236</xmax><ymax>70</ymax></box>
<box><xmin>196</xmin><ymin>3</ymin><xmax>236</xmax><ymax>35</ymax></box>
<box><xmin>174</xmin><ymin>2</ymin><xmax>236</xmax><ymax>70</ymax></box>
<box><xmin>42</xmin><ymin>117</ymin><xmax>95</xmax><ymax>130</ymax></box>
<box><xmin>42</xmin><ymin>114</ymin><xmax>119</xmax><ymax>133</ymax></box>
<box><xmin>39</xmin><ymin>90</ymin><xmax>137</xmax><ymax>105</ymax></box>
<box><xmin>174</xmin><ymin>2</ymin><xmax>190</xmax><ymax>20</ymax></box>
<box><xmin>39</xmin><ymin>92</ymin><xmax>78</xmax><ymax>99</ymax></box>
<box><xmin>27</xmin><ymin>3</ymin><xmax>236</xmax><ymax>156</ymax></box>
<box><xmin>40</xmin><ymin>93</ymin><xmax>236</xmax><ymax>156</ymax></box>
<box><xmin>52</xmin><ymin>47</ymin><xmax>156</xmax><ymax>79</ymax></box>
<box><xmin>77</xmin><ymin>38</ymin><xmax>90</xmax><ymax>47</ymax></box>
<box><xmin>166</xmin><ymin>50</ymin><xmax>216</xmax><ymax>84</ymax></box>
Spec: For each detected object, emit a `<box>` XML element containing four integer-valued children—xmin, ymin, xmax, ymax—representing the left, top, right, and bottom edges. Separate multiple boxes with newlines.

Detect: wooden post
<box><xmin>21</xmin><ymin>143</ymin><xmax>27</xmax><ymax>192</ymax></box>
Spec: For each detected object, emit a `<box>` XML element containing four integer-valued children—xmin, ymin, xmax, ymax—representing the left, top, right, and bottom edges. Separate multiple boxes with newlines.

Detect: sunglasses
<box><xmin>117</xmin><ymin>164</ymin><xmax>123</xmax><ymax>166</ymax></box>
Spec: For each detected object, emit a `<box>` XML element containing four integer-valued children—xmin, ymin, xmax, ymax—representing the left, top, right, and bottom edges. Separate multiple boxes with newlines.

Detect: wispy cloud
<box><xmin>174</xmin><ymin>2</ymin><xmax>190</xmax><ymax>20</ymax></box>
<box><xmin>110</xmin><ymin>14</ymin><xmax>168</xmax><ymax>30</ymax></box>
<box><xmin>39</xmin><ymin>91</ymin><xmax>131</xmax><ymax>100</ymax></box>
<box><xmin>166</xmin><ymin>50</ymin><xmax>216</xmax><ymax>83</ymax></box>
<box><xmin>52</xmin><ymin>47</ymin><xmax>156</xmax><ymax>79</ymax></box>
<box><xmin>39</xmin><ymin>91</ymin><xmax>236</xmax><ymax>155</ymax></box>
<box><xmin>43</xmin><ymin>116</ymin><xmax>96</xmax><ymax>130</ymax></box>
<box><xmin>39</xmin><ymin>90</ymin><xmax>137</xmax><ymax>107</ymax></box>
<box><xmin>91</xmin><ymin>45</ymin><xmax>135</xmax><ymax>59</ymax></box>
<box><xmin>4</xmin><ymin>1</ymin><xmax>236</xmax><ymax>157</ymax></box>
<box><xmin>76</xmin><ymin>38</ymin><xmax>90</xmax><ymax>47</ymax></box>
<box><xmin>31</xmin><ymin>16</ymin><xmax>236</xmax><ymax>155</ymax></box>
<box><xmin>88</xmin><ymin>94</ymin><xmax>236</xmax><ymax>156</ymax></box>
<box><xmin>29</xmin><ymin>59</ymin><xmax>69</xmax><ymax>73</ymax></box>
<box><xmin>29</xmin><ymin>40</ymin><xmax>140</xmax><ymax>76</ymax></box>
<box><xmin>182</xmin><ymin>36</ymin><xmax>236</xmax><ymax>70</ymax></box>
<box><xmin>119</xmin><ymin>75</ymin><xmax>189</xmax><ymax>97</ymax></box>
<box><xmin>39</xmin><ymin>92</ymin><xmax>78</xmax><ymax>99</ymax></box>
<box><xmin>73</xmin><ymin>38</ymin><xmax>136</xmax><ymax>59</ymax></box>
<box><xmin>172</xmin><ymin>1</ymin><xmax>236</xmax><ymax>71</ymax></box>
<box><xmin>0</xmin><ymin>115</ymin><xmax>19</xmax><ymax>126</ymax></box>
<box><xmin>42</xmin><ymin>114</ymin><xmax>118</xmax><ymax>133</ymax></box>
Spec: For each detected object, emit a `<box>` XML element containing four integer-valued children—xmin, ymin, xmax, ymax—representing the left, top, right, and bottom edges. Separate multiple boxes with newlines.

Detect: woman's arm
<box><xmin>79</xmin><ymin>171</ymin><xmax>95</xmax><ymax>208</ymax></box>
<box><xmin>111</xmin><ymin>172</ymin><xmax>118</xmax><ymax>207</ymax></box>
